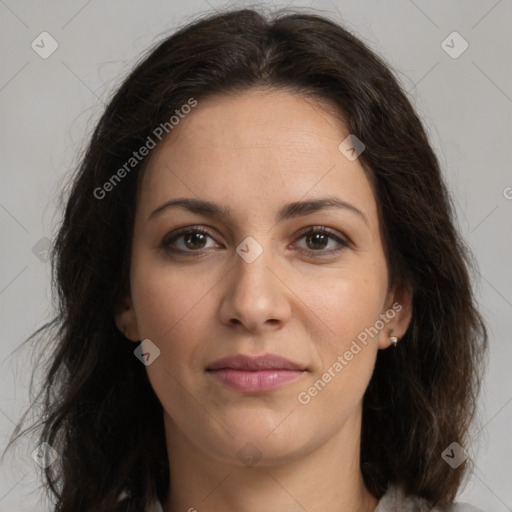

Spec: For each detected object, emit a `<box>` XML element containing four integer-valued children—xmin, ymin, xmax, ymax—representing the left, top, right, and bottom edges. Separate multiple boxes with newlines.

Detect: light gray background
<box><xmin>0</xmin><ymin>1</ymin><xmax>511</xmax><ymax>511</ymax></box>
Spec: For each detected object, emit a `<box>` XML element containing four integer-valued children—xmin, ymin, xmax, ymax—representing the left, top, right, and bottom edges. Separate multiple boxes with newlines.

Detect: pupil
<box><xmin>185</xmin><ymin>232</ymin><xmax>206</xmax><ymax>249</ymax></box>
<box><xmin>308</xmin><ymin>233</ymin><xmax>327</xmax><ymax>250</ymax></box>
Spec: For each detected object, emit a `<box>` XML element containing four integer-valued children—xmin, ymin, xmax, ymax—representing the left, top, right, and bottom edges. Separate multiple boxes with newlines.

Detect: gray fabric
<box><xmin>375</xmin><ymin>484</ymin><xmax>484</xmax><ymax>512</ymax></box>
<box><xmin>147</xmin><ymin>500</ymin><xmax>163</xmax><ymax>512</ymax></box>
<box><xmin>145</xmin><ymin>484</ymin><xmax>484</xmax><ymax>511</ymax></box>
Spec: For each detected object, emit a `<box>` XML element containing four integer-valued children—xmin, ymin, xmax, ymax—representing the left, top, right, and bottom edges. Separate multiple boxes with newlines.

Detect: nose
<box><xmin>218</xmin><ymin>238</ymin><xmax>292</xmax><ymax>333</ymax></box>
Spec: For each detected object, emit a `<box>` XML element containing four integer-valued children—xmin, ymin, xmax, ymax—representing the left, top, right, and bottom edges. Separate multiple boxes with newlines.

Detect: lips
<box><xmin>206</xmin><ymin>353</ymin><xmax>307</xmax><ymax>393</ymax></box>
<box><xmin>206</xmin><ymin>353</ymin><xmax>306</xmax><ymax>371</ymax></box>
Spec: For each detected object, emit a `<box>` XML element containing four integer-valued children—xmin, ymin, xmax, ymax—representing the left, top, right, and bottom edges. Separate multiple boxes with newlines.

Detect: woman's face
<box><xmin>117</xmin><ymin>88</ymin><xmax>411</xmax><ymax>467</ymax></box>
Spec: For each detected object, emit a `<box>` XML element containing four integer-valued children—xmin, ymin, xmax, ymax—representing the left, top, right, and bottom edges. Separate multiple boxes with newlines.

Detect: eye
<box><xmin>161</xmin><ymin>225</ymin><xmax>349</xmax><ymax>258</ymax></box>
<box><xmin>294</xmin><ymin>226</ymin><xmax>349</xmax><ymax>256</ymax></box>
<box><xmin>161</xmin><ymin>226</ymin><xmax>220</xmax><ymax>255</ymax></box>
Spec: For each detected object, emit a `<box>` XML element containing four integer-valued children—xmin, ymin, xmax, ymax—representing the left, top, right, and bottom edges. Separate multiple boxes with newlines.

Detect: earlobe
<box><xmin>378</xmin><ymin>284</ymin><xmax>413</xmax><ymax>349</ymax></box>
<box><xmin>114</xmin><ymin>297</ymin><xmax>140</xmax><ymax>342</ymax></box>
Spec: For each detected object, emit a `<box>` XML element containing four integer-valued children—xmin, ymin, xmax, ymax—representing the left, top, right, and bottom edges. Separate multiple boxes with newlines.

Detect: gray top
<box><xmin>145</xmin><ymin>483</ymin><xmax>484</xmax><ymax>511</ymax></box>
<box><xmin>374</xmin><ymin>484</ymin><xmax>484</xmax><ymax>511</ymax></box>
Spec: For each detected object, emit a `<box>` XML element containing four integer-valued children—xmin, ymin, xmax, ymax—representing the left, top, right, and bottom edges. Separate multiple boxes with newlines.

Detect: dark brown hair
<box><xmin>4</xmin><ymin>6</ymin><xmax>488</xmax><ymax>511</ymax></box>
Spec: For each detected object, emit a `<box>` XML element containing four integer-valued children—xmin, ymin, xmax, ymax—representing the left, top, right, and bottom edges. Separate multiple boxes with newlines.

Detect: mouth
<box><xmin>206</xmin><ymin>353</ymin><xmax>307</xmax><ymax>393</ymax></box>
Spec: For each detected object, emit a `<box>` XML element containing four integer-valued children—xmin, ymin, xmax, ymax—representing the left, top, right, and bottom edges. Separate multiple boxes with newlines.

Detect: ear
<box><xmin>114</xmin><ymin>296</ymin><xmax>140</xmax><ymax>342</ymax></box>
<box><xmin>377</xmin><ymin>283</ymin><xmax>413</xmax><ymax>350</ymax></box>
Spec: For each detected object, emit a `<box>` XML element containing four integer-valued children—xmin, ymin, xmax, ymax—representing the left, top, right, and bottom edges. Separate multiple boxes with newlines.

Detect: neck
<box><xmin>161</xmin><ymin>404</ymin><xmax>379</xmax><ymax>512</ymax></box>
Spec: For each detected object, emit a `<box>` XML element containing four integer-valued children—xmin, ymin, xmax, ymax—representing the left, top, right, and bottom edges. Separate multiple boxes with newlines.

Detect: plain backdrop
<box><xmin>0</xmin><ymin>1</ymin><xmax>511</xmax><ymax>510</ymax></box>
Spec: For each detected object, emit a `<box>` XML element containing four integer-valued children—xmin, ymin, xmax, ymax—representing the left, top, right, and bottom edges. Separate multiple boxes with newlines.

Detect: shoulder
<box><xmin>374</xmin><ymin>484</ymin><xmax>485</xmax><ymax>512</ymax></box>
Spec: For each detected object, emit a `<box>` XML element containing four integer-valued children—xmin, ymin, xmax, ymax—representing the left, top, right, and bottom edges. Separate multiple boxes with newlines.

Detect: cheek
<box><xmin>297</xmin><ymin>258</ymin><xmax>387</xmax><ymax>403</ymax></box>
<box><xmin>130</xmin><ymin>261</ymin><xmax>213</xmax><ymax>407</ymax></box>
<box><xmin>130</xmin><ymin>255</ymin><xmax>215</xmax><ymax>342</ymax></box>
<box><xmin>303</xmin><ymin>261</ymin><xmax>388</xmax><ymax>344</ymax></box>
<box><xmin>129</xmin><ymin>256</ymin><xmax>223</xmax><ymax>404</ymax></box>
<box><xmin>297</xmin><ymin>274</ymin><xmax>382</xmax><ymax>416</ymax></box>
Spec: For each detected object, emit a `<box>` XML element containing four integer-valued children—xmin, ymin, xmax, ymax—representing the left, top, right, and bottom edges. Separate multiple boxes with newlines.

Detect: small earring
<box><xmin>390</xmin><ymin>336</ymin><xmax>399</xmax><ymax>347</ymax></box>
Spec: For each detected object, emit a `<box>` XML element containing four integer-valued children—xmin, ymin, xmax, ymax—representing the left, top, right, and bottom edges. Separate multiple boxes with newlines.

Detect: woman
<box><xmin>5</xmin><ymin>6</ymin><xmax>488</xmax><ymax>512</ymax></box>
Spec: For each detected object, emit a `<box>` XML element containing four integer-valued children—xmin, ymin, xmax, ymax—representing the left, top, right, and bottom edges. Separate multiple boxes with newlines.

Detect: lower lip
<box><xmin>208</xmin><ymin>369</ymin><xmax>305</xmax><ymax>392</ymax></box>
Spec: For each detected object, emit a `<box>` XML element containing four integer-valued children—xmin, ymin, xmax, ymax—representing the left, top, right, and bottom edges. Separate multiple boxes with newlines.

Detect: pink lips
<box><xmin>206</xmin><ymin>353</ymin><xmax>306</xmax><ymax>393</ymax></box>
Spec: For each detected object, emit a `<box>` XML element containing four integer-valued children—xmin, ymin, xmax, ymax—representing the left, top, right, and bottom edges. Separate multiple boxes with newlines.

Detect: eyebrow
<box><xmin>148</xmin><ymin>197</ymin><xmax>368</xmax><ymax>225</ymax></box>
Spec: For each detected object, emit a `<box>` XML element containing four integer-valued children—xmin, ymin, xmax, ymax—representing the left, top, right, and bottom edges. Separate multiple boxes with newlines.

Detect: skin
<box><xmin>116</xmin><ymin>88</ymin><xmax>412</xmax><ymax>512</ymax></box>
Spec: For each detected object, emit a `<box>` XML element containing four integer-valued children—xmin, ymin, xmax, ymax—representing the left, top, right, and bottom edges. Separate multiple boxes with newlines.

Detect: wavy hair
<box><xmin>4</xmin><ymin>6</ymin><xmax>488</xmax><ymax>511</ymax></box>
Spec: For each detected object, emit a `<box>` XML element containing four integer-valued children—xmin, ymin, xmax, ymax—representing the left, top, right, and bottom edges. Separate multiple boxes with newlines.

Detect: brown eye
<box><xmin>162</xmin><ymin>227</ymin><xmax>219</xmax><ymax>255</ymax></box>
<box><xmin>305</xmin><ymin>232</ymin><xmax>330</xmax><ymax>250</ymax></box>
<box><xmin>182</xmin><ymin>231</ymin><xmax>208</xmax><ymax>250</ymax></box>
<box><xmin>295</xmin><ymin>227</ymin><xmax>349</xmax><ymax>256</ymax></box>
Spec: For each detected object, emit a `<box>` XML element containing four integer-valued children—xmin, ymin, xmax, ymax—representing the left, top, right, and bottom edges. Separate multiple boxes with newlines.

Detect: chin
<box><xmin>198</xmin><ymin>419</ymin><xmax>314</xmax><ymax>467</ymax></box>
<box><xmin>212</xmin><ymin>438</ymin><xmax>308</xmax><ymax>468</ymax></box>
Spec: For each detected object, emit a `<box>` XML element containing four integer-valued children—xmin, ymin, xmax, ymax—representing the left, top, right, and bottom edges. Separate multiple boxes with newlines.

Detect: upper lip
<box><xmin>207</xmin><ymin>353</ymin><xmax>306</xmax><ymax>371</ymax></box>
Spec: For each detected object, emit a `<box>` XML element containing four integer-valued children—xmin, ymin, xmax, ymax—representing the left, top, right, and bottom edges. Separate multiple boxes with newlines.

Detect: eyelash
<box><xmin>161</xmin><ymin>225</ymin><xmax>349</xmax><ymax>258</ymax></box>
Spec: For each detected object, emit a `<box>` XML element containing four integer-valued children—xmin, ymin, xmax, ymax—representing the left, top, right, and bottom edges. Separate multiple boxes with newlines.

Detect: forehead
<box><xmin>138</xmin><ymin>88</ymin><xmax>378</xmax><ymax>225</ymax></box>
<box><xmin>146</xmin><ymin>88</ymin><xmax>345</xmax><ymax>166</ymax></box>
